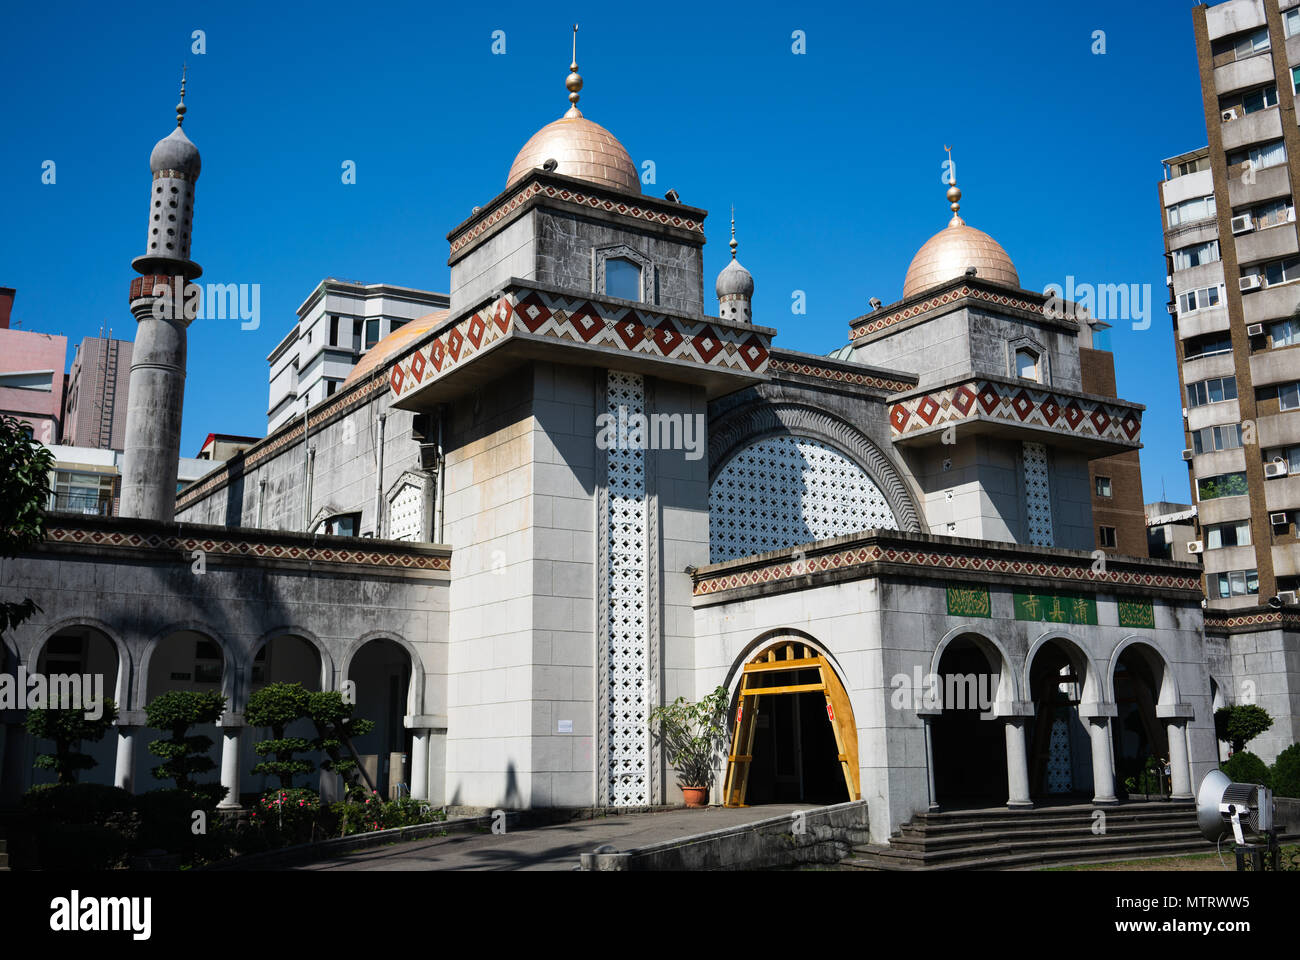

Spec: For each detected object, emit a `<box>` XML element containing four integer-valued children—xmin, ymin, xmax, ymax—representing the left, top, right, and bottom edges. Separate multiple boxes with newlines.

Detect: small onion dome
<box><xmin>149</xmin><ymin>126</ymin><xmax>201</xmax><ymax>179</ymax></box>
<box><xmin>716</xmin><ymin>257</ymin><xmax>754</xmax><ymax>300</ymax></box>
<box><xmin>902</xmin><ymin>183</ymin><xmax>1018</xmax><ymax>298</ymax></box>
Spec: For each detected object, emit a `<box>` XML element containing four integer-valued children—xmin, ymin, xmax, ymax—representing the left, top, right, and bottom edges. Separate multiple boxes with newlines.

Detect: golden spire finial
<box><xmin>944</xmin><ymin>144</ymin><xmax>962</xmax><ymax>225</ymax></box>
<box><xmin>176</xmin><ymin>63</ymin><xmax>188</xmax><ymax>127</ymax></box>
<box><xmin>730</xmin><ymin>205</ymin><xmax>737</xmax><ymax>259</ymax></box>
<box><xmin>564</xmin><ymin>24</ymin><xmax>584</xmax><ymax>118</ymax></box>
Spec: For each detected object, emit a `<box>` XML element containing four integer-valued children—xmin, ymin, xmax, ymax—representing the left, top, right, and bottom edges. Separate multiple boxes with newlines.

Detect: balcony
<box><xmin>1228</xmin><ymin>164</ymin><xmax>1291</xmax><ymax>207</ymax></box>
<box><xmin>1234</xmin><ymin>222</ymin><xmax>1299</xmax><ymax>264</ymax></box>
<box><xmin>1274</xmin><ymin>544</ymin><xmax>1300</xmax><ymax>579</ymax></box>
<box><xmin>1162</xmin><ymin>168</ymin><xmax>1215</xmax><ymax>208</ymax></box>
<box><xmin>1221</xmin><ymin>107</ymin><xmax>1283</xmax><ymax>153</ymax></box>
<box><xmin>48</xmin><ymin>494</ymin><xmax>112</xmax><ymax>516</ymax></box>
<box><xmin>1182</xmin><ymin>352</ymin><xmax>1237</xmax><ymax>384</ymax></box>
<box><xmin>1250</xmin><ymin>345</ymin><xmax>1300</xmax><ymax>386</ymax></box>
<box><xmin>1193</xmin><ymin>446</ymin><xmax>1248</xmax><ymax>479</ymax></box>
<box><xmin>1187</xmin><ymin>398</ymin><xmax>1241</xmax><ymax>434</ymax></box>
<box><xmin>1258</xmin><ymin>409</ymin><xmax>1300</xmax><ymax>447</ymax></box>
<box><xmin>1196</xmin><ymin>492</ymin><xmax>1252</xmax><ymax>527</ymax></box>
<box><xmin>1178</xmin><ymin>305</ymin><xmax>1232</xmax><ymax>340</ymax></box>
<box><xmin>1202</xmin><ymin>543</ymin><xmax>1259</xmax><ymax>574</ymax></box>
<box><xmin>1206</xmin><ymin>0</ymin><xmax>1266</xmax><ymax>42</ymax></box>
<box><xmin>1215</xmin><ymin>52</ymin><xmax>1276</xmax><ymax>97</ymax></box>
<box><xmin>1242</xmin><ymin>280</ymin><xmax>1300</xmax><ymax>324</ymax></box>
<box><xmin>1265</xmin><ymin>471</ymin><xmax>1300</xmax><ymax>510</ymax></box>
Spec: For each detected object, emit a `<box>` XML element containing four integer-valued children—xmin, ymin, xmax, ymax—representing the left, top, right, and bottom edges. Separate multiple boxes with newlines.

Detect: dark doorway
<box><xmin>1113</xmin><ymin>649</ymin><xmax>1168</xmax><ymax>793</ymax></box>
<box><xmin>744</xmin><ymin>689</ymin><xmax>848</xmax><ymax>805</ymax></box>
<box><xmin>931</xmin><ymin>638</ymin><xmax>1006</xmax><ymax>806</ymax></box>
<box><xmin>1025</xmin><ymin>639</ymin><xmax>1093</xmax><ymax>800</ymax></box>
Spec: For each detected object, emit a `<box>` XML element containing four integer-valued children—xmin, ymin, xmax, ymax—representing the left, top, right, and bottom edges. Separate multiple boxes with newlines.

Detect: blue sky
<box><xmin>1</xmin><ymin>0</ymin><xmax>1208</xmax><ymax>503</ymax></box>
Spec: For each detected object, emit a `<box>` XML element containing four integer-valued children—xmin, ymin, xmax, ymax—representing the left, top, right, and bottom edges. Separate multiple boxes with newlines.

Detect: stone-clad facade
<box><xmin>2</xmin><ymin>50</ymin><xmax>1297</xmax><ymax>848</ymax></box>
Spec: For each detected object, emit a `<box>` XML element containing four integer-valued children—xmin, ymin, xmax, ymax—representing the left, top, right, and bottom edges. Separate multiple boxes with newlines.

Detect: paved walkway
<box><xmin>295</xmin><ymin>804</ymin><xmax>804</xmax><ymax>871</ymax></box>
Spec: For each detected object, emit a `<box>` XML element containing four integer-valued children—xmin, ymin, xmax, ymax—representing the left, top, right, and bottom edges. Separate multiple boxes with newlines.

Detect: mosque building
<box><xmin>2</xmin><ymin>35</ymin><xmax>1293</xmax><ymax>848</ymax></box>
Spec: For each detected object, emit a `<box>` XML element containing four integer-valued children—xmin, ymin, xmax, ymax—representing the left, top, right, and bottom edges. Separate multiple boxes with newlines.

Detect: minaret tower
<box><xmin>714</xmin><ymin>208</ymin><xmax>754</xmax><ymax>323</ymax></box>
<box><xmin>120</xmin><ymin>70</ymin><xmax>203</xmax><ymax>522</ymax></box>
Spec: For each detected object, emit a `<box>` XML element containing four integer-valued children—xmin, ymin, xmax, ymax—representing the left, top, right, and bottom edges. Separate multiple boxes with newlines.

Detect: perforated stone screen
<box><xmin>709</xmin><ymin>435</ymin><xmax>897</xmax><ymax>563</ymax></box>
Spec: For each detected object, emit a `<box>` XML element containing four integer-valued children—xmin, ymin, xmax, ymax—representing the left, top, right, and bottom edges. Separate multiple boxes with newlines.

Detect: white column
<box><xmin>1004</xmin><ymin>717</ymin><xmax>1033</xmax><ymax>808</ymax></box>
<box><xmin>114</xmin><ymin>726</ymin><xmax>136</xmax><ymax>793</ymax></box>
<box><xmin>1087</xmin><ymin>716</ymin><xmax>1117</xmax><ymax>804</ymax></box>
<box><xmin>410</xmin><ymin>728</ymin><xmax>429</xmax><ymax>801</ymax></box>
<box><xmin>1166</xmin><ymin>719</ymin><xmax>1192</xmax><ymax>800</ymax></box>
<box><xmin>921</xmin><ymin>713</ymin><xmax>939</xmax><ymax>811</ymax></box>
<box><xmin>218</xmin><ymin>727</ymin><xmax>242</xmax><ymax>809</ymax></box>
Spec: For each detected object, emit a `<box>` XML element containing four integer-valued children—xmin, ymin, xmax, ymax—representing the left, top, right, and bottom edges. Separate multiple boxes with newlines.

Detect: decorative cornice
<box><xmin>768</xmin><ymin>355</ymin><xmax>916</xmax><ymax>394</ymax></box>
<box><xmin>707</xmin><ymin>401</ymin><xmax>923</xmax><ymax>534</ymax></box>
<box><xmin>850</xmin><ymin>283</ymin><xmax>1069</xmax><ymax>342</ymax></box>
<box><xmin>1204</xmin><ymin>607</ymin><xmax>1300</xmax><ymax>634</ymax></box>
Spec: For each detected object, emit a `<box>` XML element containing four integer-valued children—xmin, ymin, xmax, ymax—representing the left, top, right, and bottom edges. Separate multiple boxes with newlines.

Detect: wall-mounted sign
<box><xmin>1013</xmin><ymin>592</ymin><xmax>1097</xmax><ymax>625</ymax></box>
<box><xmin>557</xmin><ymin>719</ymin><xmax>573</xmax><ymax>733</ymax></box>
<box><xmin>946</xmin><ymin>585</ymin><xmax>991</xmax><ymax>618</ymax></box>
<box><xmin>1117</xmin><ymin>599</ymin><xmax>1155</xmax><ymax>629</ymax></box>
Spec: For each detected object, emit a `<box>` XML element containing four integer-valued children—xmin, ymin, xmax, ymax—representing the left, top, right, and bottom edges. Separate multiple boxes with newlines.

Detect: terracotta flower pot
<box><xmin>681</xmin><ymin>786</ymin><xmax>709</xmax><ymax>808</ymax></box>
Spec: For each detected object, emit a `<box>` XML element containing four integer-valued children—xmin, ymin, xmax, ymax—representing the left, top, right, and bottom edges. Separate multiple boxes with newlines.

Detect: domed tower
<box><xmin>715</xmin><ymin>211</ymin><xmax>754</xmax><ymax>323</ymax></box>
<box><xmin>120</xmin><ymin>71</ymin><xmax>204</xmax><ymax>523</ymax></box>
<box><xmin>901</xmin><ymin>179</ymin><xmax>1018</xmax><ymax>298</ymax></box>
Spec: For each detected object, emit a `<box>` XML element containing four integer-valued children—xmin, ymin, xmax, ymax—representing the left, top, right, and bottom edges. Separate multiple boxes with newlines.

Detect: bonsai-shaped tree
<box><xmin>1215</xmin><ymin>704</ymin><xmax>1274</xmax><ymax>754</ymax></box>
<box><xmin>246</xmin><ymin>682</ymin><xmax>315</xmax><ymax>789</ymax></box>
<box><xmin>306</xmin><ymin>689</ymin><xmax>376</xmax><ymax>799</ymax></box>
<box><xmin>648</xmin><ymin>685</ymin><xmax>731</xmax><ymax>794</ymax></box>
<box><xmin>26</xmin><ymin>696</ymin><xmax>119</xmax><ymax>784</ymax></box>
<box><xmin>145</xmin><ymin>689</ymin><xmax>228</xmax><ymax>805</ymax></box>
<box><xmin>0</xmin><ymin>413</ymin><xmax>54</xmax><ymax>640</ymax></box>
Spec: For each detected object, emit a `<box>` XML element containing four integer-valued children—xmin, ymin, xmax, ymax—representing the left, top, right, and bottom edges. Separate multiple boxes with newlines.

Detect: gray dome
<box><xmin>150</xmin><ymin>126</ymin><xmax>201</xmax><ymax>179</ymax></box>
<box><xmin>716</xmin><ymin>257</ymin><xmax>754</xmax><ymax>299</ymax></box>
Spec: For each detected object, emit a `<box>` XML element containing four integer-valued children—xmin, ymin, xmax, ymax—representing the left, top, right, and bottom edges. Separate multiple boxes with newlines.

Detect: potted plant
<box><xmin>648</xmin><ymin>686</ymin><xmax>730</xmax><ymax>808</ymax></box>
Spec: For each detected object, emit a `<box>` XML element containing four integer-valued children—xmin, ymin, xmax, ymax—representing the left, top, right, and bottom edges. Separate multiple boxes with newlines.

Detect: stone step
<box><xmin>886</xmin><ymin>824</ymin><xmax>1203</xmax><ymax>854</ymax></box>
<box><xmin>842</xmin><ymin>835</ymin><xmax>1215</xmax><ymax>872</ymax></box>
<box><xmin>900</xmin><ymin>811</ymin><xmax>1195</xmax><ymax>838</ymax></box>
<box><xmin>859</xmin><ymin>827</ymin><xmax>1205</xmax><ymax>865</ymax></box>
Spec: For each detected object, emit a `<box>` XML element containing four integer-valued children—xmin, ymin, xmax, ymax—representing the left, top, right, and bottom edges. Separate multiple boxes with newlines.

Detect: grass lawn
<box><xmin>1044</xmin><ymin>851</ymin><xmax>1235</xmax><ymax>871</ymax></box>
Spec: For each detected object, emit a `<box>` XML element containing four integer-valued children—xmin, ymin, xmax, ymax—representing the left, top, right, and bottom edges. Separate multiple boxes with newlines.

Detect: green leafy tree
<box><xmin>144</xmin><ymin>689</ymin><xmax>227</xmax><ymax>803</ymax></box>
<box><xmin>648</xmin><ymin>685</ymin><xmax>731</xmax><ymax>790</ymax></box>
<box><xmin>0</xmin><ymin>413</ymin><xmax>54</xmax><ymax>638</ymax></box>
<box><xmin>1271</xmin><ymin>743</ymin><xmax>1300</xmax><ymax>799</ymax></box>
<box><xmin>1221</xmin><ymin>750</ymin><xmax>1271</xmax><ymax>787</ymax></box>
<box><xmin>246</xmin><ymin>682</ymin><xmax>315</xmax><ymax>789</ymax></box>
<box><xmin>307</xmin><ymin>689</ymin><xmax>376</xmax><ymax>799</ymax></box>
<box><xmin>26</xmin><ymin>696</ymin><xmax>119</xmax><ymax>784</ymax></box>
<box><xmin>1215</xmin><ymin>704</ymin><xmax>1274</xmax><ymax>754</ymax></box>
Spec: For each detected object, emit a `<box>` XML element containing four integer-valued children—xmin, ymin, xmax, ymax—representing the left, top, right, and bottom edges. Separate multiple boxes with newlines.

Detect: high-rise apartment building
<box><xmin>1160</xmin><ymin>0</ymin><xmax>1300</xmax><ymax>608</ymax></box>
<box><xmin>62</xmin><ymin>335</ymin><xmax>133</xmax><ymax>449</ymax></box>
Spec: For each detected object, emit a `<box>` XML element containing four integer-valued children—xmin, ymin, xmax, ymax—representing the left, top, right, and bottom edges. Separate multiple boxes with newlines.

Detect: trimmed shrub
<box><xmin>1270</xmin><ymin>743</ymin><xmax>1300</xmax><ymax>799</ymax></box>
<box><xmin>23</xmin><ymin>782</ymin><xmax>134</xmax><ymax>824</ymax></box>
<box><xmin>26</xmin><ymin>697</ymin><xmax>118</xmax><ymax>784</ymax></box>
<box><xmin>144</xmin><ymin>689</ymin><xmax>227</xmax><ymax>802</ymax></box>
<box><xmin>1221</xmin><ymin>750</ymin><xmax>1271</xmax><ymax>787</ymax></box>
<box><xmin>1215</xmin><ymin>705</ymin><xmax>1273</xmax><ymax>754</ymax></box>
<box><xmin>307</xmin><ymin>690</ymin><xmax>376</xmax><ymax>799</ymax></box>
<box><xmin>246</xmin><ymin>682</ymin><xmax>314</xmax><ymax>789</ymax></box>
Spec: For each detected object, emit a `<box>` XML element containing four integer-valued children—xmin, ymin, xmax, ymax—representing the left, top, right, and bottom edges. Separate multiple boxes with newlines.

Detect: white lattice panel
<box><xmin>606</xmin><ymin>371</ymin><xmax>648</xmax><ymax>806</ymax></box>
<box><xmin>1022</xmin><ymin>441</ymin><xmax>1053</xmax><ymax>546</ymax></box>
<box><xmin>709</xmin><ymin>435</ymin><xmax>897</xmax><ymax>563</ymax></box>
<box><xmin>388</xmin><ymin>482</ymin><xmax>423</xmax><ymax>542</ymax></box>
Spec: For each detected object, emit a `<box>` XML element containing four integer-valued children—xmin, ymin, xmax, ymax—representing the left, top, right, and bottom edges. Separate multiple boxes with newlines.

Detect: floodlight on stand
<box><xmin>1197</xmin><ymin>769</ymin><xmax>1278</xmax><ymax>869</ymax></box>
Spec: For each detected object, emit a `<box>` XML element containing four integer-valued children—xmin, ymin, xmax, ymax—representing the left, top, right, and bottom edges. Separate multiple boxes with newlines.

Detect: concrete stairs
<box><xmin>842</xmin><ymin>801</ymin><xmax>1224</xmax><ymax>871</ymax></box>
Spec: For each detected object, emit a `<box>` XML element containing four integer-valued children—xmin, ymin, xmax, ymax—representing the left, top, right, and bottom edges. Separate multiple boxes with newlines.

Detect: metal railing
<box><xmin>48</xmin><ymin>494</ymin><xmax>112</xmax><ymax>515</ymax></box>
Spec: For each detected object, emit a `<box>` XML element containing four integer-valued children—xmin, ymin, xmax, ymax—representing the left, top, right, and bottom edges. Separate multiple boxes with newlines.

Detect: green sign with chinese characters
<box><xmin>1117</xmin><ymin>599</ymin><xmax>1155</xmax><ymax>629</ymax></box>
<box><xmin>1013</xmin><ymin>592</ymin><xmax>1097</xmax><ymax>625</ymax></box>
<box><xmin>946</xmin><ymin>585</ymin><xmax>991</xmax><ymax>618</ymax></box>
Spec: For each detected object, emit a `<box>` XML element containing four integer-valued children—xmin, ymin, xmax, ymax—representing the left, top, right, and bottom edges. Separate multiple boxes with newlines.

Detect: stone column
<box><xmin>1086</xmin><ymin>717</ymin><xmax>1118</xmax><ymax>804</ymax></box>
<box><xmin>410</xmin><ymin>728</ymin><xmax>429</xmax><ymax>801</ymax></box>
<box><xmin>218</xmin><ymin>725</ymin><xmax>243</xmax><ymax>809</ymax></box>
<box><xmin>114</xmin><ymin>726</ymin><xmax>136</xmax><ymax>793</ymax></box>
<box><xmin>1166</xmin><ymin>719</ymin><xmax>1193</xmax><ymax>800</ymax></box>
<box><xmin>1004</xmin><ymin>717</ymin><xmax>1033</xmax><ymax>808</ymax></box>
<box><xmin>919</xmin><ymin>710</ymin><xmax>940</xmax><ymax>811</ymax></box>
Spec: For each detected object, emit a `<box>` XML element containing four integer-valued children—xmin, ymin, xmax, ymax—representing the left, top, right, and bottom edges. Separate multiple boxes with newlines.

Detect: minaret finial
<box><xmin>564</xmin><ymin>24</ymin><xmax>583</xmax><ymax>118</ymax></box>
<box><xmin>730</xmin><ymin>205</ymin><xmax>737</xmax><ymax>259</ymax></box>
<box><xmin>176</xmin><ymin>64</ymin><xmax>188</xmax><ymax>127</ymax></box>
<box><xmin>944</xmin><ymin>144</ymin><xmax>962</xmax><ymax>224</ymax></box>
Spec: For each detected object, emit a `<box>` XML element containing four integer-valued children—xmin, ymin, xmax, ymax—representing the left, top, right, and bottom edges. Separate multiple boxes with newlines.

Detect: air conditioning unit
<box><xmin>1167</xmin><ymin>302</ymin><xmax>1178</xmax><ymax>315</ymax></box>
<box><xmin>1265</xmin><ymin>459</ymin><xmax>1290</xmax><ymax>478</ymax></box>
<box><xmin>1187</xmin><ymin>540</ymin><xmax>1205</xmax><ymax>554</ymax></box>
<box><xmin>1279</xmin><ymin>591</ymin><xmax>1299</xmax><ymax>605</ymax></box>
<box><xmin>1270</xmin><ymin>511</ymin><xmax>1290</xmax><ymax>526</ymax></box>
<box><xmin>1182</xmin><ymin>407</ymin><xmax>1190</xmax><ymax>419</ymax></box>
<box><xmin>1182</xmin><ymin>448</ymin><xmax>1195</xmax><ymax>460</ymax></box>
<box><xmin>1231</xmin><ymin>214</ymin><xmax>1255</xmax><ymax>234</ymax></box>
<box><xmin>1290</xmin><ymin>207</ymin><xmax>1297</xmax><ymax>223</ymax></box>
<box><xmin>1222</xmin><ymin>108</ymin><xmax>1239</xmax><ymax>122</ymax></box>
<box><xmin>1166</xmin><ymin>275</ymin><xmax>1174</xmax><ymax>286</ymax></box>
<box><xmin>1247</xmin><ymin>322</ymin><xmax>1265</xmax><ymax>336</ymax></box>
<box><xmin>1240</xmin><ymin>274</ymin><xmax>1263</xmax><ymax>292</ymax></box>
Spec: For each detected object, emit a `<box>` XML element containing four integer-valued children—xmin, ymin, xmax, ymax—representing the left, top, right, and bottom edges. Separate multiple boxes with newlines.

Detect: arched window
<box><xmin>605</xmin><ymin>257</ymin><xmax>641</xmax><ymax>301</ymax></box>
<box><xmin>1015</xmin><ymin>347</ymin><xmax>1040</xmax><ymax>381</ymax></box>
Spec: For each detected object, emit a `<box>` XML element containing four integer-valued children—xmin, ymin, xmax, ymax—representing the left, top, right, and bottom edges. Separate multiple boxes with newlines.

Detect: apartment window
<box><xmin>1192</xmin><ymin>423</ymin><xmax>1244</xmax><ymax>455</ymax></box>
<box><xmin>364</xmin><ymin>317</ymin><xmax>380</xmax><ymax>349</ymax></box>
<box><xmin>1229</xmin><ymin>141</ymin><xmax>1288</xmax><ymax>176</ymax></box>
<box><xmin>1270</xmin><ymin>318</ymin><xmax>1300</xmax><ymax>347</ymax></box>
<box><xmin>1171</xmin><ymin>239</ymin><xmax>1220</xmax><ymax>271</ymax></box>
<box><xmin>1177</xmin><ymin>286</ymin><xmax>1221</xmax><ymax>315</ymax></box>
<box><xmin>391</xmin><ymin>318</ymin><xmax>408</xmax><ymax>333</ymax></box>
<box><xmin>1174</xmin><ymin>157</ymin><xmax>1209</xmax><ymax>178</ymax></box>
<box><xmin>1205</xmin><ymin>520</ymin><xmax>1251</xmax><ymax>549</ymax></box>
<box><xmin>1265</xmin><ymin>443</ymin><xmax>1300</xmax><ymax>473</ymax></box>
<box><xmin>1014</xmin><ymin>347</ymin><xmax>1040</xmax><ymax>381</ymax></box>
<box><xmin>1294</xmin><ymin>66</ymin><xmax>1300</xmax><ymax>96</ymax></box>
<box><xmin>1251</xmin><ymin>198</ymin><xmax>1293</xmax><ymax>229</ymax></box>
<box><xmin>1183</xmin><ymin>332</ymin><xmax>1232</xmax><ymax>360</ymax></box>
<box><xmin>1197</xmin><ymin>471</ymin><xmax>1248</xmax><ymax>501</ymax></box>
<box><xmin>1213</xmin><ymin>569</ymin><xmax>1260</xmax><ymax>599</ymax></box>
<box><xmin>1263</xmin><ymin>256</ymin><xmax>1300</xmax><ymax>287</ymax></box>
<box><xmin>329</xmin><ymin>314</ymin><xmax>339</xmax><ymax>346</ymax></box>
<box><xmin>1166</xmin><ymin>195</ymin><xmax>1215</xmax><ymax>229</ymax></box>
<box><xmin>1095</xmin><ymin>476</ymin><xmax>1113</xmax><ymax>498</ymax></box>
<box><xmin>605</xmin><ymin>257</ymin><xmax>642</xmax><ymax>301</ymax></box>
<box><xmin>1186</xmin><ymin>375</ymin><xmax>1238</xmax><ymax>407</ymax></box>
<box><xmin>1232</xmin><ymin>27</ymin><xmax>1270</xmax><ymax>60</ymax></box>
<box><xmin>1098</xmin><ymin>526</ymin><xmax>1117</xmax><ymax>549</ymax></box>
<box><xmin>320</xmin><ymin>513</ymin><xmax>361</xmax><ymax>537</ymax></box>
<box><xmin>1287</xmin><ymin>7</ymin><xmax>1300</xmax><ymax>38</ymax></box>
<box><xmin>1276</xmin><ymin>381</ymin><xmax>1300</xmax><ymax>410</ymax></box>
<box><xmin>1242</xmin><ymin>84</ymin><xmax>1279</xmax><ymax>114</ymax></box>
<box><xmin>326</xmin><ymin>380</ymin><xmax>338</xmax><ymax>397</ymax></box>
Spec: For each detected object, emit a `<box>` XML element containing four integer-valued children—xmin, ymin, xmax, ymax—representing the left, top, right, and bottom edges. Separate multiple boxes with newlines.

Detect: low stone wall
<box><xmin>579</xmin><ymin>800</ymin><xmax>869</xmax><ymax>871</ymax></box>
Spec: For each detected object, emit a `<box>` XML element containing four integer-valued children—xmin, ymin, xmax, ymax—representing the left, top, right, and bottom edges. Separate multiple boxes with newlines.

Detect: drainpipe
<box><xmin>256</xmin><ymin>477</ymin><xmax>267</xmax><ymax>527</ymax></box>
<box><xmin>302</xmin><ymin>404</ymin><xmax>311</xmax><ymax>530</ymax></box>
<box><xmin>436</xmin><ymin>408</ymin><xmax>445</xmax><ymax>543</ymax></box>
<box><xmin>373</xmin><ymin>413</ymin><xmax>387</xmax><ymax>538</ymax></box>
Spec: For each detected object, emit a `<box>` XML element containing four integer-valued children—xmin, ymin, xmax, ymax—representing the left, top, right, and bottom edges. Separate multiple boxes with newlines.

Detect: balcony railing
<box><xmin>49</xmin><ymin>494</ymin><xmax>112</xmax><ymax>516</ymax></box>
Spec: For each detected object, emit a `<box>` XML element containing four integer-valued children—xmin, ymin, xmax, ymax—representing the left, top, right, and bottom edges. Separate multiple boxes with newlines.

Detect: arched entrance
<box><xmin>1025</xmin><ymin>638</ymin><xmax>1093</xmax><ymax>800</ymax></box>
<box><xmin>931</xmin><ymin>636</ymin><xmax>1007</xmax><ymax>806</ymax></box>
<box><xmin>1112</xmin><ymin>643</ymin><xmax>1170</xmax><ymax>795</ymax></box>
<box><xmin>139</xmin><ymin>629</ymin><xmax>228</xmax><ymax>791</ymax></box>
<box><xmin>345</xmin><ymin>637</ymin><xmax>414</xmax><ymax>799</ymax></box>
<box><xmin>29</xmin><ymin>625</ymin><xmax>122</xmax><ymax>788</ymax></box>
<box><xmin>244</xmin><ymin>634</ymin><xmax>326</xmax><ymax>795</ymax></box>
<box><xmin>723</xmin><ymin>640</ymin><xmax>858</xmax><ymax>806</ymax></box>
